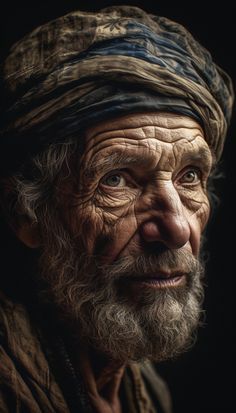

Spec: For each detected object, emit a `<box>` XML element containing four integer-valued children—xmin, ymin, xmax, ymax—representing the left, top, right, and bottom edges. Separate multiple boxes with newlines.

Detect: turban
<box><xmin>0</xmin><ymin>5</ymin><xmax>234</xmax><ymax>175</ymax></box>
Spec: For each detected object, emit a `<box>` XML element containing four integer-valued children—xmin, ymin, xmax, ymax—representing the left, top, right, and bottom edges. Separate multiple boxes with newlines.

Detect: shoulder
<box><xmin>0</xmin><ymin>291</ymin><xmax>67</xmax><ymax>413</ymax></box>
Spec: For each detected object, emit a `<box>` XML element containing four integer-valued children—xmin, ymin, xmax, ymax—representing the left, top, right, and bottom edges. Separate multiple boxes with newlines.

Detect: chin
<box><xmin>76</xmin><ymin>282</ymin><xmax>204</xmax><ymax>363</ymax></box>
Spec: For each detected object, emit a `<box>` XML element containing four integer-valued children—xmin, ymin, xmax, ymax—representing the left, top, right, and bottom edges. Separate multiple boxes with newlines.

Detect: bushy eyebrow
<box><xmin>83</xmin><ymin>145</ymin><xmax>213</xmax><ymax>179</ymax></box>
<box><xmin>180</xmin><ymin>147</ymin><xmax>214</xmax><ymax>170</ymax></box>
<box><xmin>84</xmin><ymin>151</ymin><xmax>145</xmax><ymax>178</ymax></box>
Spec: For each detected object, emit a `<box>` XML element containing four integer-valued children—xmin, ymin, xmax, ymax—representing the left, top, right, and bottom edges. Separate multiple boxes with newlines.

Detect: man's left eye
<box><xmin>178</xmin><ymin>168</ymin><xmax>201</xmax><ymax>184</ymax></box>
<box><xmin>101</xmin><ymin>173</ymin><xmax>127</xmax><ymax>187</ymax></box>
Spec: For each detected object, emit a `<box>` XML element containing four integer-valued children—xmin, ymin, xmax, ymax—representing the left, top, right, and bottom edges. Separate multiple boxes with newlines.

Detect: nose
<box><xmin>139</xmin><ymin>184</ymin><xmax>190</xmax><ymax>250</ymax></box>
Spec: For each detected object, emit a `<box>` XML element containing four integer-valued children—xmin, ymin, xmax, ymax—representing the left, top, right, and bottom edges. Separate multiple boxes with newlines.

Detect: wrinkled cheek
<box><xmin>80</xmin><ymin>215</ymin><xmax>105</xmax><ymax>254</ymax></box>
<box><xmin>189</xmin><ymin>202</ymin><xmax>210</xmax><ymax>256</ymax></box>
<box><xmin>198</xmin><ymin>199</ymin><xmax>211</xmax><ymax>231</ymax></box>
<box><xmin>92</xmin><ymin>206</ymin><xmax>138</xmax><ymax>263</ymax></box>
<box><xmin>65</xmin><ymin>200</ymin><xmax>137</xmax><ymax>260</ymax></box>
<box><xmin>64</xmin><ymin>204</ymin><xmax>105</xmax><ymax>254</ymax></box>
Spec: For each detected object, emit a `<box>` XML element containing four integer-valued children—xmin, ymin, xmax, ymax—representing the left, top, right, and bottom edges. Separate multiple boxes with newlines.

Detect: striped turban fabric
<box><xmin>0</xmin><ymin>5</ymin><xmax>234</xmax><ymax>174</ymax></box>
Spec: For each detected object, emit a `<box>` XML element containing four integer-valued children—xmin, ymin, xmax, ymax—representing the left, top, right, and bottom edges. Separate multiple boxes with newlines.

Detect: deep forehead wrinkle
<box><xmin>86</xmin><ymin>124</ymin><xmax>203</xmax><ymax>145</ymax></box>
<box><xmin>83</xmin><ymin>141</ymin><xmax>212</xmax><ymax>178</ymax></box>
<box><xmin>84</xmin><ymin>112</ymin><xmax>204</xmax><ymax>148</ymax></box>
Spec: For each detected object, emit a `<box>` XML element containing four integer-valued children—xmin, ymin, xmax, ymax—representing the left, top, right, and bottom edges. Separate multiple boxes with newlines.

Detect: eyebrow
<box><xmin>84</xmin><ymin>151</ymin><xmax>145</xmax><ymax>178</ymax></box>
<box><xmin>180</xmin><ymin>147</ymin><xmax>214</xmax><ymax>170</ymax></box>
<box><xmin>83</xmin><ymin>145</ymin><xmax>213</xmax><ymax>178</ymax></box>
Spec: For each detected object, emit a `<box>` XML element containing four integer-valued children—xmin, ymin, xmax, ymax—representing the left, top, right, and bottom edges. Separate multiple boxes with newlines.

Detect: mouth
<box><xmin>126</xmin><ymin>272</ymin><xmax>187</xmax><ymax>289</ymax></box>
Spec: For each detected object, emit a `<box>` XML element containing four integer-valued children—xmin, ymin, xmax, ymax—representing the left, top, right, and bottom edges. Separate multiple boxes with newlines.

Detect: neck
<box><xmin>77</xmin><ymin>344</ymin><xmax>126</xmax><ymax>413</ymax></box>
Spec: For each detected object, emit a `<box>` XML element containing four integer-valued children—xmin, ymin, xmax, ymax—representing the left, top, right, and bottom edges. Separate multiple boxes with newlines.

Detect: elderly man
<box><xmin>0</xmin><ymin>5</ymin><xmax>234</xmax><ymax>413</ymax></box>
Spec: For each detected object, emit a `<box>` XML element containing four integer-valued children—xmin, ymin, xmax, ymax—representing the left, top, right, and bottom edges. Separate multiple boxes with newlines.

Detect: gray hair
<box><xmin>0</xmin><ymin>140</ymin><xmax>79</xmax><ymax>224</ymax></box>
<box><xmin>0</xmin><ymin>139</ymin><xmax>220</xmax><ymax>227</ymax></box>
<box><xmin>0</xmin><ymin>139</ymin><xmax>216</xmax><ymax>362</ymax></box>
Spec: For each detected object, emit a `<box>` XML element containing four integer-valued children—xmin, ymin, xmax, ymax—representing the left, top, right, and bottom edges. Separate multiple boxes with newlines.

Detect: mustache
<box><xmin>94</xmin><ymin>249</ymin><xmax>203</xmax><ymax>282</ymax></box>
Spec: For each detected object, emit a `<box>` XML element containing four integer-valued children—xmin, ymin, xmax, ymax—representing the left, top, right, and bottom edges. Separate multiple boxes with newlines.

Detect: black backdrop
<box><xmin>1</xmin><ymin>1</ymin><xmax>235</xmax><ymax>412</ymax></box>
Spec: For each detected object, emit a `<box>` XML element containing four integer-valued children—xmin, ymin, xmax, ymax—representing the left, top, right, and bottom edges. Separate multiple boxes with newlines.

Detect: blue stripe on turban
<box><xmin>0</xmin><ymin>5</ymin><xmax>234</xmax><ymax>174</ymax></box>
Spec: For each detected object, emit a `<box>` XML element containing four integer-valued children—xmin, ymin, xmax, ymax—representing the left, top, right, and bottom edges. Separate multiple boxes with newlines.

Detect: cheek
<box><xmin>87</xmin><ymin>190</ymin><xmax>140</xmax><ymax>260</ymax></box>
<box><xmin>188</xmin><ymin>199</ymin><xmax>210</xmax><ymax>255</ymax></box>
<box><xmin>93</xmin><ymin>203</ymin><xmax>138</xmax><ymax>261</ymax></box>
<box><xmin>59</xmin><ymin>173</ymin><xmax>140</xmax><ymax>258</ymax></box>
<box><xmin>65</xmin><ymin>200</ymin><xmax>138</xmax><ymax>259</ymax></box>
<box><xmin>98</xmin><ymin>223</ymin><xmax>138</xmax><ymax>263</ymax></box>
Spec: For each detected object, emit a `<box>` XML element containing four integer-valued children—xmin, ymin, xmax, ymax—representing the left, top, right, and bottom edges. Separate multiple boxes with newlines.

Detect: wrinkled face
<box><xmin>40</xmin><ymin>112</ymin><xmax>213</xmax><ymax>362</ymax></box>
<box><xmin>65</xmin><ymin>112</ymin><xmax>212</xmax><ymax>262</ymax></box>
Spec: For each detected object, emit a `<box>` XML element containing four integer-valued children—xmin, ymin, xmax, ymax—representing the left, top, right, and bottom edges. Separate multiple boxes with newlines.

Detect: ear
<box><xmin>13</xmin><ymin>220</ymin><xmax>41</xmax><ymax>249</ymax></box>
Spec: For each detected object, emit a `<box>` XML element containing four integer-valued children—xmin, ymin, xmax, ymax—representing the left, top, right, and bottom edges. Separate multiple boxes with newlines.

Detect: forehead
<box><xmin>79</xmin><ymin>112</ymin><xmax>213</xmax><ymax>185</ymax></box>
<box><xmin>84</xmin><ymin>112</ymin><xmax>205</xmax><ymax>148</ymax></box>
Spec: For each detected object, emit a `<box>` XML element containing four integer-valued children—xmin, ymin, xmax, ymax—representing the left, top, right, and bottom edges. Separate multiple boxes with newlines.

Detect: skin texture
<box><xmin>54</xmin><ymin>111</ymin><xmax>212</xmax><ymax>413</ymax></box>
<box><xmin>15</xmin><ymin>111</ymin><xmax>213</xmax><ymax>413</ymax></box>
<box><xmin>61</xmin><ymin>112</ymin><xmax>212</xmax><ymax>262</ymax></box>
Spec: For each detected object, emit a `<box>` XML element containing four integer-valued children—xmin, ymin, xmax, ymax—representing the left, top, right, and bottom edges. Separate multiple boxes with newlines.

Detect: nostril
<box><xmin>139</xmin><ymin>239</ymin><xmax>169</xmax><ymax>255</ymax></box>
<box><xmin>140</xmin><ymin>215</ymin><xmax>190</xmax><ymax>250</ymax></box>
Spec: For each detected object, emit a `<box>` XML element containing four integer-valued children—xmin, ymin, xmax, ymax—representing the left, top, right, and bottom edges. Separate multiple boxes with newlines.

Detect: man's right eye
<box><xmin>100</xmin><ymin>173</ymin><xmax>127</xmax><ymax>187</ymax></box>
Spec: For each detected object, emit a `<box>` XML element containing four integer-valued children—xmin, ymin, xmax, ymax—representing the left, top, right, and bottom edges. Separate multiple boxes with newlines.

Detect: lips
<box><xmin>127</xmin><ymin>272</ymin><xmax>186</xmax><ymax>289</ymax></box>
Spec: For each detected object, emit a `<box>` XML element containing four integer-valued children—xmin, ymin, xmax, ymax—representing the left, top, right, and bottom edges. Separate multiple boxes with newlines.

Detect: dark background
<box><xmin>1</xmin><ymin>1</ymin><xmax>235</xmax><ymax>412</ymax></box>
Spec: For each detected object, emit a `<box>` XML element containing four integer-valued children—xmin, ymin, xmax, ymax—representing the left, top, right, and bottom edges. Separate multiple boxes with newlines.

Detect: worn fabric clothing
<box><xmin>0</xmin><ymin>5</ymin><xmax>234</xmax><ymax>175</ymax></box>
<box><xmin>0</xmin><ymin>291</ymin><xmax>172</xmax><ymax>413</ymax></box>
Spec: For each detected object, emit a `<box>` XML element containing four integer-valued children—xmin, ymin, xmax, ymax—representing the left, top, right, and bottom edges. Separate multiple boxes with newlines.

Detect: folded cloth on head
<box><xmin>0</xmin><ymin>5</ymin><xmax>234</xmax><ymax>174</ymax></box>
